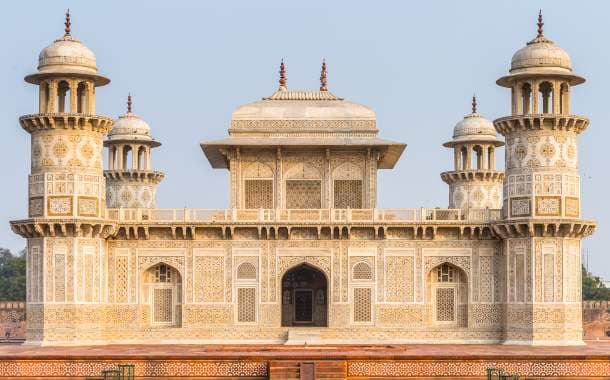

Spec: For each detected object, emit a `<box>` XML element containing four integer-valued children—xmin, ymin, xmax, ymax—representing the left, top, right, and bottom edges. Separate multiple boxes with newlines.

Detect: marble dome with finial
<box><xmin>107</xmin><ymin>95</ymin><xmax>160</xmax><ymax>146</ymax></box>
<box><xmin>498</xmin><ymin>10</ymin><xmax>584</xmax><ymax>86</ymax></box>
<box><xmin>25</xmin><ymin>10</ymin><xmax>109</xmax><ymax>85</ymax></box>
<box><xmin>444</xmin><ymin>96</ymin><xmax>503</xmax><ymax>147</ymax></box>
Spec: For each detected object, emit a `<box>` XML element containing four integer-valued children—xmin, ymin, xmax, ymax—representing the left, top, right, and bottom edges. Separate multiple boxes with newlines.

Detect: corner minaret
<box><xmin>10</xmin><ymin>11</ymin><xmax>115</xmax><ymax>344</ymax></box>
<box><xmin>104</xmin><ymin>95</ymin><xmax>164</xmax><ymax>208</ymax></box>
<box><xmin>441</xmin><ymin>96</ymin><xmax>504</xmax><ymax>210</ymax></box>
<box><xmin>493</xmin><ymin>11</ymin><xmax>595</xmax><ymax>345</ymax></box>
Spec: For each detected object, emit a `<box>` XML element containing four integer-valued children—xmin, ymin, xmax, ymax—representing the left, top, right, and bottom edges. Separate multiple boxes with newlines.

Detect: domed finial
<box><xmin>537</xmin><ymin>9</ymin><xmax>544</xmax><ymax>38</ymax></box>
<box><xmin>127</xmin><ymin>93</ymin><xmax>132</xmax><ymax>113</ymax></box>
<box><xmin>320</xmin><ymin>59</ymin><xmax>328</xmax><ymax>91</ymax></box>
<box><xmin>279</xmin><ymin>59</ymin><xmax>287</xmax><ymax>90</ymax></box>
<box><xmin>64</xmin><ymin>9</ymin><xmax>71</xmax><ymax>36</ymax></box>
<box><xmin>471</xmin><ymin>94</ymin><xmax>477</xmax><ymax>114</ymax></box>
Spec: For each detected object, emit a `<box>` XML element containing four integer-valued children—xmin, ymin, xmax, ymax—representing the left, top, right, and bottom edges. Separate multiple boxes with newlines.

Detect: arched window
<box><xmin>77</xmin><ymin>82</ymin><xmax>87</xmax><ymax>113</ymax></box>
<box><xmin>352</xmin><ymin>262</ymin><xmax>373</xmax><ymax>281</ymax></box>
<box><xmin>143</xmin><ymin>263</ymin><xmax>182</xmax><ymax>327</ymax></box>
<box><xmin>521</xmin><ymin>83</ymin><xmax>532</xmax><ymax>114</ymax></box>
<box><xmin>138</xmin><ymin>146</ymin><xmax>147</xmax><ymax>170</ymax></box>
<box><xmin>123</xmin><ymin>146</ymin><xmax>133</xmax><ymax>170</ymax></box>
<box><xmin>237</xmin><ymin>262</ymin><xmax>257</xmax><ymax>280</ymax></box>
<box><xmin>473</xmin><ymin>145</ymin><xmax>483</xmax><ymax>170</ymax></box>
<box><xmin>57</xmin><ymin>80</ymin><xmax>70</xmax><ymax>113</ymax></box>
<box><xmin>539</xmin><ymin>81</ymin><xmax>553</xmax><ymax>114</ymax></box>
<box><xmin>460</xmin><ymin>146</ymin><xmax>468</xmax><ymax>170</ymax></box>
<box><xmin>427</xmin><ymin>263</ymin><xmax>468</xmax><ymax>327</ymax></box>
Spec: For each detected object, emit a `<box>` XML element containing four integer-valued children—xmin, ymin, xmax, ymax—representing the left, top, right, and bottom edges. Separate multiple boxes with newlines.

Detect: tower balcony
<box><xmin>493</xmin><ymin>114</ymin><xmax>589</xmax><ymax>135</ymax></box>
<box><xmin>19</xmin><ymin>113</ymin><xmax>113</xmax><ymax>134</ymax></box>
<box><xmin>440</xmin><ymin>170</ymin><xmax>504</xmax><ymax>185</ymax></box>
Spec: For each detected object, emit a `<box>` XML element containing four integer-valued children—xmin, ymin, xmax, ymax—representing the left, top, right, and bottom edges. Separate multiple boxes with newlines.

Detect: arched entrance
<box><xmin>281</xmin><ymin>264</ymin><xmax>328</xmax><ymax>327</ymax></box>
<box><xmin>426</xmin><ymin>263</ymin><xmax>468</xmax><ymax>327</ymax></box>
<box><xmin>143</xmin><ymin>263</ymin><xmax>182</xmax><ymax>327</ymax></box>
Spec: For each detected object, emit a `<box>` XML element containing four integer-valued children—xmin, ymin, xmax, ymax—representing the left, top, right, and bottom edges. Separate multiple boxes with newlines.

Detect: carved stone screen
<box><xmin>435</xmin><ymin>287</ymin><xmax>455</xmax><ymax>322</ymax></box>
<box><xmin>334</xmin><ymin>180</ymin><xmax>362</xmax><ymax>209</ymax></box>
<box><xmin>286</xmin><ymin>180</ymin><xmax>321</xmax><ymax>209</ymax></box>
<box><xmin>353</xmin><ymin>287</ymin><xmax>372</xmax><ymax>322</ymax></box>
<box><xmin>237</xmin><ymin>287</ymin><xmax>256</xmax><ymax>323</ymax></box>
<box><xmin>244</xmin><ymin>180</ymin><xmax>273</xmax><ymax>209</ymax></box>
<box><xmin>153</xmin><ymin>288</ymin><xmax>173</xmax><ymax>324</ymax></box>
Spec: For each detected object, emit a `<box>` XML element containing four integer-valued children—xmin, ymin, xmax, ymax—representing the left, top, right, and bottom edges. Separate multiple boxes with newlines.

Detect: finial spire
<box><xmin>471</xmin><ymin>94</ymin><xmax>477</xmax><ymax>114</ymax></box>
<box><xmin>127</xmin><ymin>93</ymin><xmax>132</xmax><ymax>113</ymax></box>
<box><xmin>279</xmin><ymin>59</ymin><xmax>287</xmax><ymax>90</ymax></box>
<box><xmin>537</xmin><ymin>9</ymin><xmax>544</xmax><ymax>38</ymax></box>
<box><xmin>64</xmin><ymin>9</ymin><xmax>71</xmax><ymax>36</ymax></box>
<box><xmin>320</xmin><ymin>59</ymin><xmax>328</xmax><ymax>91</ymax></box>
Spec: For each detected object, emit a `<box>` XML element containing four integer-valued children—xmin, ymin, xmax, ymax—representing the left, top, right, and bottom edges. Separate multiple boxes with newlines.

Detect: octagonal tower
<box><xmin>493</xmin><ymin>12</ymin><xmax>595</xmax><ymax>345</ymax></box>
<box><xmin>104</xmin><ymin>95</ymin><xmax>164</xmax><ymax>208</ymax></box>
<box><xmin>441</xmin><ymin>96</ymin><xmax>504</xmax><ymax>211</ymax></box>
<box><xmin>10</xmin><ymin>11</ymin><xmax>115</xmax><ymax>344</ymax></box>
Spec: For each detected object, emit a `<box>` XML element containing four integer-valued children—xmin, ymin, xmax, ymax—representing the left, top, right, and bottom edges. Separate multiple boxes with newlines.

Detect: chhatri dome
<box><xmin>107</xmin><ymin>95</ymin><xmax>160</xmax><ymax>146</ymax></box>
<box><xmin>443</xmin><ymin>96</ymin><xmax>503</xmax><ymax>147</ymax></box>
<box><xmin>25</xmin><ymin>10</ymin><xmax>109</xmax><ymax>85</ymax></box>
<box><xmin>498</xmin><ymin>10</ymin><xmax>584</xmax><ymax>86</ymax></box>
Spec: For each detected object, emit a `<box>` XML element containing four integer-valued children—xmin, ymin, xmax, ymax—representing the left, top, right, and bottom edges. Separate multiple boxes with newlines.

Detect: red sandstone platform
<box><xmin>1</xmin><ymin>342</ymin><xmax>610</xmax><ymax>379</ymax></box>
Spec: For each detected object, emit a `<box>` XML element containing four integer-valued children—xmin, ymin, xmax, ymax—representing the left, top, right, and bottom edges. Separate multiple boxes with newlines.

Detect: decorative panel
<box><xmin>479</xmin><ymin>256</ymin><xmax>493</xmax><ymax>303</ymax></box>
<box><xmin>244</xmin><ymin>179</ymin><xmax>273</xmax><ymax>209</ymax></box>
<box><xmin>115</xmin><ymin>256</ymin><xmax>129</xmax><ymax>303</ymax></box>
<box><xmin>385</xmin><ymin>256</ymin><xmax>414</xmax><ymax>303</ymax></box>
<box><xmin>237</xmin><ymin>287</ymin><xmax>256</xmax><ymax>323</ymax></box>
<box><xmin>194</xmin><ymin>256</ymin><xmax>224</xmax><ymax>303</ymax></box>
<box><xmin>286</xmin><ymin>180</ymin><xmax>321</xmax><ymax>209</ymax></box>
<box><xmin>535</xmin><ymin>196</ymin><xmax>562</xmax><ymax>216</ymax></box>
<box><xmin>53</xmin><ymin>251</ymin><xmax>66</xmax><ymax>302</ymax></box>
<box><xmin>153</xmin><ymin>288</ymin><xmax>173</xmax><ymax>323</ymax></box>
<box><xmin>435</xmin><ymin>287</ymin><xmax>455</xmax><ymax>322</ymax></box>
<box><xmin>334</xmin><ymin>180</ymin><xmax>362</xmax><ymax>209</ymax></box>
<box><xmin>353</xmin><ymin>287</ymin><xmax>372</xmax><ymax>323</ymax></box>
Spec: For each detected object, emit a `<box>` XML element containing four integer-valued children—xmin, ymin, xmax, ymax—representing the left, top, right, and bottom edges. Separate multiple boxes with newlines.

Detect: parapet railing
<box><xmin>106</xmin><ymin>208</ymin><xmax>502</xmax><ymax>224</ymax></box>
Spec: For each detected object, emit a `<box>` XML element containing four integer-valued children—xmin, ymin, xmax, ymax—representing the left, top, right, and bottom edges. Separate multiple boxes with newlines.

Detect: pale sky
<box><xmin>1</xmin><ymin>1</ymin><xmax>608</xmax><ymax>278</ymax></box>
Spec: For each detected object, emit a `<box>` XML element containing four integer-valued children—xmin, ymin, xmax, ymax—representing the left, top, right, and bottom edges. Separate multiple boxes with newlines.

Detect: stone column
<box><xmin>108</xmin><ymin>146</ymin><xmax>114</xmax><ymax>170</ymax></box>
<box><xmin>489</xmin><ymin>147</ymin><xmax>496</xmax><ymax>170</ymax></box>
<box><xmin>47</xmin><ymin>80</ymin><xmax>57</xmax><ymax>113</ymax></box>
<box><xmin>465</xmin><ymin>145</ymin><xmax>472</xmax><ymax>170</ymax></box>
<box><xmin>481</xmin><ymin>146</ymin><xmax>489</xmax><ymax>170</ymax></box>
<box><xmin>69</xmin><ymin>80</ymin><xmax>78</xmax><ymax>113</ymax></box>
<box><xmin>38</xmin><ymin>83</ymin><xmax>47</xmax><ymax>113</ymax></box>
<box><xmin>454</xmin><ymin>148</ymin><xmax>460</xmax><ymax>170</ymax></box>
<box><xmin>131</xmin><ymin>145</ymin><xmax>138</xmax><ymax>170</ymax></box>
<box><xmin>89</xmin><ymin>84</ymin><xmax>96</xmax><ymax>114</ymax></box>
<box><xmin>532</xmin><ymin>80</ymin><xmax>540</xmax><ymax>114</ymax></box>
<box><xmin>552</xmin><ymin>80</ymin><xmax>561</xmax><ymax>114</ymax></box>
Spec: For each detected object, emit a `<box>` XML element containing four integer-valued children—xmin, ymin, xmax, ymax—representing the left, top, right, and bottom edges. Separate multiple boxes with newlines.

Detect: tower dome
<box><xmin>107</xmin><ymin>95</ymin><xmax>159</xmax><ymax>145</ymax></box>
<box><xmin>25</xmin><ymin>10</ymin><xmax>109</xmax><ymax>86</ymax></box>
<box><xmin>444</xmin><ymin>96</ymin><xmax>503</xmax><ymax>148</ymax></box>
<box><xmin>497</xmin><ymin>11</ymin><xmax>584</xmax><ymax>87</ymax></box>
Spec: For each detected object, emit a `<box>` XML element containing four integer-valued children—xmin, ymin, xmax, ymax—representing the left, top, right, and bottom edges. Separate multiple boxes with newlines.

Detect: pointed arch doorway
<box><xmin>281</xmin><ymin>264</ymin><xmax>328</xmax><ymax>327</ymax></box>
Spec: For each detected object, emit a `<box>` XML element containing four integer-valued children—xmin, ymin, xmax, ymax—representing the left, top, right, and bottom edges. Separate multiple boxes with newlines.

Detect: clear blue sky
<box><xmin>1</xmin><ymin>1</ymin><xmax>608</xmax><ymax>278</ymax></box>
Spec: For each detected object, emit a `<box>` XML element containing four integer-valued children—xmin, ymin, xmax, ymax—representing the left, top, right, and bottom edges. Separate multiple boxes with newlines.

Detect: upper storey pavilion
<box><xmin>202</xmin><ymin>60</ymin><xmax>406</xmax><ymax>211</ymax></box>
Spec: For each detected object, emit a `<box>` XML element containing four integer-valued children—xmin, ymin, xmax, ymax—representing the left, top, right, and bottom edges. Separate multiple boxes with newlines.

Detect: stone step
<box><xmin>284</xmin><ymin>328</ymin><xmax>322</xmax><ymax>345</ymax></box>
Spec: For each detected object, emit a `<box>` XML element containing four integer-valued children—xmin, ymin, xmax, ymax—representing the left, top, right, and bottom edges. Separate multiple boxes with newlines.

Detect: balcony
<box><xmin>106</xmin><ymin>208</ymin><xmax>502</xmax><ymax>225</ymax></box>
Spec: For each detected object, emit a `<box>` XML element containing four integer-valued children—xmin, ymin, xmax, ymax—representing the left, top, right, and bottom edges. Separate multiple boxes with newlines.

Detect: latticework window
<box><xmin>435</xmin><ymin>287</ymin><xmax>455</xmax><ymax>322</ymax></box>
<box><xmin>437</xmin><ymin>263</ymin><xmax>455</xmax><ymax>283</ymax></box>
<box><xmin>237</xmin><ymin>287</ymin><xmax>256</xmax><ymax>323</ymax></box>
<box><xmin>352</xmin><ymin>262</ymin><xmax>373</xmax><ymax>281</ymax></box>
<box><xmin>334</xmin><ymin>180</ymin><xmax>362</xmax><ymax>209</ymax></box>
<box><xmin>353</xmin><ymin>287</ymin><xmax>372</xmax><ymax>323</ymax></box>
<box><xmin>237</xmin><ymin>262</ymin><xmax>257</xmax><ymax>280</ymax></box>
<box><xmin>153</xmin><ymin>288</ymin><xmax>173</xmax><ymax>323</ymax></box>
<box><xmin>154</xmin><ymin>264</ymin><xmax>174</xmax><ymax>283</ymax></box>
<box><xmin>244</xmin><ymin>179</ymin><xmax>273</xmax><ymax>209</ymax></box>
<box><xmin>286</xmin><ymin>180</ymin><xmax>321</xmax><ymax>209</ymax></box>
